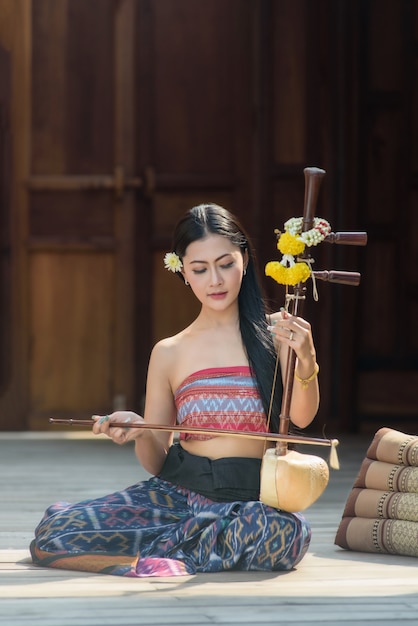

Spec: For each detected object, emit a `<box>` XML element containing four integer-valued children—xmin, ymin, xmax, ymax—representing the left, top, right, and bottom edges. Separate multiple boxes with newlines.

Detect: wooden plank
<box><xmin>0</xmin><ymin>0</ymin><xmax>32</xmax><ymax>430</ymax></box>
<box><xmin>112</xmin><ymin>0</ymin><xmax>138</xmax><ymax>412</ymax></box>
<box><xmin>28</xmin><ymin>254</ymin><xmax>114</xmax><ymax>423</ymax></box>
<box><xmin>273</xmin><ymin>0</ymin><xmax>307</xmax><ymax>164</ymax></box>
<box><xmin>31</xmin><ymin>0</ymin><xmax>68</xmax><ymax>174</ymax></box>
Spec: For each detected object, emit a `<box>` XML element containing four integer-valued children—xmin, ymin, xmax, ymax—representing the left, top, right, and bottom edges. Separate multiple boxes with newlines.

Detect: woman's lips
<box><xmin>208</xmin><ymin>292</ymin><xmax>227</xmax><ymax>300</ymax></box>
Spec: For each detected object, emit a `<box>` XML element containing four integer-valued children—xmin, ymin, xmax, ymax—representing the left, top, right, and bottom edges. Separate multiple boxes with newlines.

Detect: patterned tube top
<box><xmin>174</xmin><ymin>366</ymin><xmax>269</xmax><ymax>441</ymax></box>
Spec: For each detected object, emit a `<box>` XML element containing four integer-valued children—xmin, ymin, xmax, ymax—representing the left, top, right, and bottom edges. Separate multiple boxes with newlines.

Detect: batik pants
<box><xmin>30</xmin><ymin>476</ymin><xmax>311</xmax><ymax>577</ymax></box>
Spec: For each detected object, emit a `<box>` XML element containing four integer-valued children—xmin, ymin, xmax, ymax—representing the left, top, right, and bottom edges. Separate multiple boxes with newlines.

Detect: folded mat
<box><xmin>342</xmin><ymin>487</ymin><xmax>418</xmax><ymax>522</ymax></box>
<box><xmin>335</xmin><ymin>428</ymin><xmax>418</xmax><ymax>557</ymax></box>
<box><xmin>353</xmin><ymin>458</ymin><xmax>418</xmax><ymax>493</ymax></box>
<box><xmin>366</xmin><ymin>427</ymin><xmax>418</xmax><ymax>466</ymax></box>
<box><xmin>335</xmin><ymin>517</ymin><xmax>418</xmax><ymax>557</ymax></box>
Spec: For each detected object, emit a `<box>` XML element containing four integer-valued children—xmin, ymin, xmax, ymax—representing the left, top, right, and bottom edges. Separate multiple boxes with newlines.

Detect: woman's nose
<box><xmin>209</xmin><ymin>268</ymin><xmax>222</xmax><ymax>286</ymax></box>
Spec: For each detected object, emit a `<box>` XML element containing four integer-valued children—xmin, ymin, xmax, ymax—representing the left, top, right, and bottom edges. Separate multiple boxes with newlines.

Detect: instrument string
<box><xmin>264</xmin><ymin>348</ymin><xmax>281</xmax><ymax>457</ymax></box>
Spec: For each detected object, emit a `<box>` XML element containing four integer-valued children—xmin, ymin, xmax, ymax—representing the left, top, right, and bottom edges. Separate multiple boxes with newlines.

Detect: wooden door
<box><xmin>25</xmin><ymin>0</ymin><xmax>142</xmax><ymax>428</ymax></box>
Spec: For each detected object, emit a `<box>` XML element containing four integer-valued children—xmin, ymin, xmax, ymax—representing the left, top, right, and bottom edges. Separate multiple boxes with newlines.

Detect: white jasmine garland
<box><xmin>284</xmin><ymin>217</ymin><xmax>331</xmax><ymax>246</ymax></box>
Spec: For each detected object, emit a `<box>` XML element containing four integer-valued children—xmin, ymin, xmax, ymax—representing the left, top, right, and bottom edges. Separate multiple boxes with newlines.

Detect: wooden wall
<box><xmin>354</xmin><ymin>0</ymin><xmax>418</xmax><ymax>431</ymax></box>
<box><xmin>0</xmin><ymin>0</ymin><xmax>416</xmax><ymax>433</ymax></box>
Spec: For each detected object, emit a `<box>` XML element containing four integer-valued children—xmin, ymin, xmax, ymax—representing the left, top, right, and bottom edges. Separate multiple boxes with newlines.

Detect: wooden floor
<box><xmin>1</xmin><ymin>431</ymin><xmax>417</xmax><ymax>626</ymax></box>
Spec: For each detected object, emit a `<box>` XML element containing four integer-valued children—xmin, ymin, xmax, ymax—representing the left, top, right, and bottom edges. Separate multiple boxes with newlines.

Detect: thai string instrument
<box><xmin>50</xmin><ymin>167</ymin><xmax>367</xmax><ymax>512</ymax></box>
<box><xmin>260</xmin><ymin>166</ymin><xmax>367</xmax><ymax>511</ymax></box>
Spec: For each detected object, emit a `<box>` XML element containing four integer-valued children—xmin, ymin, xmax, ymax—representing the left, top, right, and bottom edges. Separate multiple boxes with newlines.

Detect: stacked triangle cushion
<box><xmin>335</xmin><ymin>428</ymin><xmax>418</xmax><ymax>557</ymax></box>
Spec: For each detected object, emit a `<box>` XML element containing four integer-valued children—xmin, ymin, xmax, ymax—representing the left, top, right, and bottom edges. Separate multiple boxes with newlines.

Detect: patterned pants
<box><xmin>30</xmin><ymin>477</ymin><xmax>311</xmax><ymax>577</ymax></box>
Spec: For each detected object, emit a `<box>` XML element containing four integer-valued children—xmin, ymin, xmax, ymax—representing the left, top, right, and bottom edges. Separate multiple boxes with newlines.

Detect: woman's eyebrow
<box><xmin>189</xmin><ymin>253</ymin><xmax>232</xmax><ymax>265</ymax></box>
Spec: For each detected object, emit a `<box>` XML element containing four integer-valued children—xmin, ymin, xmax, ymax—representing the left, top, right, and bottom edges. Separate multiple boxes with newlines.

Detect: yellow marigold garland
<box><xmin>277</xmin><ymin>231</ymin><xmax>305</xmax><ymax>256</ymax></box>
<box><xmin>265</xmin><ymin>261</ymin><xmax>311</xmax><ymax>286</ymax></box>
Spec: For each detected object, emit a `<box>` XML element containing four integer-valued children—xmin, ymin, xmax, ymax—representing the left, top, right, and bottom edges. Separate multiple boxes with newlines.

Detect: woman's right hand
<box><xmin>92</xmin><ymin>411</ymin><xmax>146</xmax><ymax>445</ymax></box>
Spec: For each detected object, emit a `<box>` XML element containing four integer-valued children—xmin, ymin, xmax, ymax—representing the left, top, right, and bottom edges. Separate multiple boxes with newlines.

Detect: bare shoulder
<box><xmin>149</xmin><ymin>333</ymin><xmax>182</xmax><ymax>370</ymax></box>
<box><xmin>149</xmin><ymin>324</ymin><xmax>203</xmax><ymax>393</ymax></box>
<box><xmin>144</xmin><ymin>335</ymin><xmax>186</xmax><ymax>427</ymax></box>
<box><xmin>148</xmin><ymin>329</ymin><xmax>191</xmax><ymax>384</ymax></box>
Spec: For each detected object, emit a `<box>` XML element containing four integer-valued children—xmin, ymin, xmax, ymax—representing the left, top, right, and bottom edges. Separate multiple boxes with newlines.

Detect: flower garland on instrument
<box><xmin>265</xmin><ymin>217</ymin><xmax>331</xmax><ymax>286</ymax></box>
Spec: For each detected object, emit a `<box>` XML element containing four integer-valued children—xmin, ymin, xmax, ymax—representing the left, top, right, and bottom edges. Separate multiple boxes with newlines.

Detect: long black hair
<box><xmin>172</xmin><ymin>203</ymin><xmax>282</xmax><ymax>432</ymax></box>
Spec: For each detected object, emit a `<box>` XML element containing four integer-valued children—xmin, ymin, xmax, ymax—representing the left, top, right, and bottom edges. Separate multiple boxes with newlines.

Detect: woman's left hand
<box><xmin>268</xmin><ymin>309</ymin><xmax>319</xmax><ymax>428</ymax></box>
<box><xmin>268</xmin><ymin>309</ymin><xmax>316</xmax><ymax>369</ymax></box>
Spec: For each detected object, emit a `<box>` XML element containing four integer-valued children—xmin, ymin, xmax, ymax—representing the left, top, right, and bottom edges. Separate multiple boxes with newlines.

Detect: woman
<box><xmin>30</xmin><ymin>203</ymin><xmax>320</xmax><ymax>577</ymax></box>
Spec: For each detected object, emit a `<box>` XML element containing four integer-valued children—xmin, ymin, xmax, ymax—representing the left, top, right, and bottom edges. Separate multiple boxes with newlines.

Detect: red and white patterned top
<box><xmin>174</xmin><ymin>366</ymin><xmax>268</xmax><ymax>441</ymax></box>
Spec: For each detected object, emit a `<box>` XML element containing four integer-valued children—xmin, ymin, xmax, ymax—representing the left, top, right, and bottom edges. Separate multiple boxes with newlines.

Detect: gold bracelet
<box><xmin>294</xmin><ymin>362</ymin><xmax>319</xmax><ymax>389</ymax></box>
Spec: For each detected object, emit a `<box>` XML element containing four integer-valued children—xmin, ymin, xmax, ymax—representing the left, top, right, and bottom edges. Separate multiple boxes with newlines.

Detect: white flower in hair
<box><xmin>163</xmin><ymin>252</ymin><xmax>183</xmax><ymax>273</ymax></box>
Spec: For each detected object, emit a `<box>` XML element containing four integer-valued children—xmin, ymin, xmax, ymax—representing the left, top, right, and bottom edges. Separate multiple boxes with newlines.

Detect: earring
<box><xmin>184</xmin><ymin>279</ymin><xmax>189</xmax><ymax>286</ymax></box>
<box><xmin>243</xmin><ymin>269</ymin><xmax>247</xmax><ymax>276</ymax></box>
